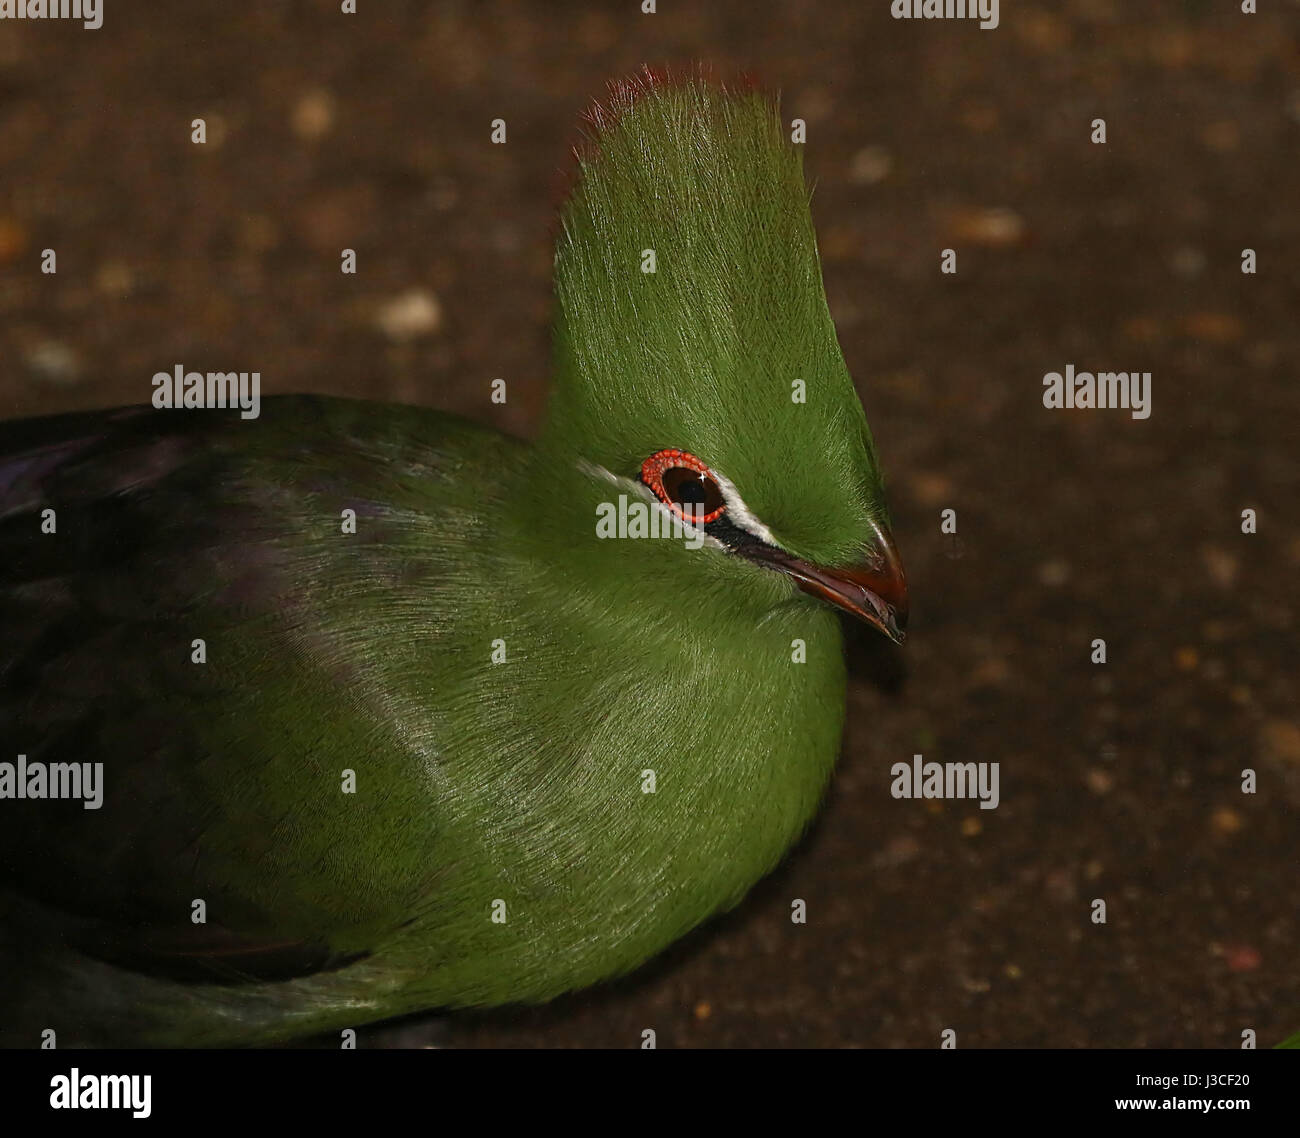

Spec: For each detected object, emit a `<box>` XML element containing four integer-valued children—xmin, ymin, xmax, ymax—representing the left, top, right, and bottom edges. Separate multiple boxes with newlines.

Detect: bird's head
<box><xmin>538</xmin><ymin>68</ymin><xmax>907</xmax><ymax>643</ymax></box>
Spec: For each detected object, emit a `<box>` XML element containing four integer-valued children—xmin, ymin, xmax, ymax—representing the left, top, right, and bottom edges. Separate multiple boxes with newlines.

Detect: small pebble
<box><xmin>25</xmin><ymin>341</ymin><xmax>82</xmax><ymax>386</ymax></box>
<box><xmin>1122</xmin><ymin>316</ymin><xmax>1164</xmax><ymax>344</ymax></box>
<box><xmin>1169</xmin><ymin>246</ymin><xmax>1206</xmax><ymax>279</ymax></box>
<box><xmin>1260</xmin><ymin>720</ymin><xmax>1300</xmax><ymax>766</ymax></box>
<box><xmin>291</xmin><ymin>90</ymin><xmax>336</xmax><ymax>140</ymax></box>
<box><xmin>908</xmin><ymin>471</ymin><xmax>952</xmax><ymax>508</ymax></box>
<box><xmin>95</xmin><ymin>261</ymin><xmax>135</xmax><ymax>296</ymax></box>
<box><xmin>796</xmin><ymin>86</ymin><xmax>834</xmax><ymax>125</ymax></box>
<box><xmin>1210</xmin><ymin>807</ymin><xmax>1241</xmax><ymax>836</ymax></box>
<box><xmin>1037</xmin><ymin>558</ymin><xmax>1070</xmax><ymax>587</ymax></box>
<box><xmin>970</xmin><ymin>657</ymin><xmax>1009</xmax><ymax>688</ymax></box>
<box><xmin>1085</xmin><ymin>769</ymin><xmax>1114</xmax><ymax>795</ymax></box>
<box><xmin>946</xmin><ymin>207</ymin><xmax>1026</xmax><ymax>248</ymax></box>
<box><xmin>0</xmin><ymin>217</ymin><xmax>26</xmax><ymax>263</ymax></box>
<box><xmin>1223</xmin><ymin>944</ymin><xmax>1261</xmax><ymax>973</ymax></box>
<box><xmin>375</xmin><ymin>289</ymin><xmax>443</xmax><ymax>341</ymax></box>
<box><xmin>1183</xmin><ymin>312</ymin><xmax>1244</xmax><ymax>345</ymax></box>
<box><xmin>1014</xmin><ymin>11</ymin><xmax>1070</xmax><ymax>52</ymax></box>
<box><xmin>1200</xmin><ymin>546</ymin><xmax>1238</xmax><ymax>589</ymax></box>
<box><xmin>849</xmin><ymin>146</ymin><xmax>893</xmax><ymax>186</ymax></box>
<box><xmin>873</xmin><ymin>834</ymin><xmax>921</xmax><ymax>868</ymax></box>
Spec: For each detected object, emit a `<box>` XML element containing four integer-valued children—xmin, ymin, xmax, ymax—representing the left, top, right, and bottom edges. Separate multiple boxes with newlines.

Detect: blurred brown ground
<box><xmin>1</xmin><ymin>0</ymin><xmax>1297</xmax><ymax>1047</ymax></box>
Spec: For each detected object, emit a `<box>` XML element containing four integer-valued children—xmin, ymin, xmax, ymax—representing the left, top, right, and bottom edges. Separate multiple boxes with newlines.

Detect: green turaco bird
<box><xmin>0</xmin><ymin>68</ymin><xmax>906</xmax><ymax>1046</ymax></box>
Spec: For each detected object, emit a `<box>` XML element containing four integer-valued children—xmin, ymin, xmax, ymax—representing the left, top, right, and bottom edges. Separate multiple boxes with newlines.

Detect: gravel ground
<box><xmin>1</xmin><ymin>1</ymin><xmax>1296</xmax><ymax>1047</ymax></box>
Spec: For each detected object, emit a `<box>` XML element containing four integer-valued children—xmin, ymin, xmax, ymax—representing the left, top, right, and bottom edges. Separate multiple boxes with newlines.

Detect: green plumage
<box><xmin>0</xmin><ymin>72</ymin><xmax>897</xmax><ymax>1046</ymax></box>
<box><xmin>550</xmin><ymin>75</ymin><xmax>885</xmax><ymax>564</ymax></box>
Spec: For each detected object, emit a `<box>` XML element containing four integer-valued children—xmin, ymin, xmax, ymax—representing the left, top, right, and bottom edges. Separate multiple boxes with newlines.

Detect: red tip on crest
<box><xmin>583</xmin><ymin>63</ymin><xmax>758</xmax><ymax>135</ymax></box>
<box><xmin>550</xmin><ymin>64</ymin><xmax>765</xmax><ymax>215</ymax></box>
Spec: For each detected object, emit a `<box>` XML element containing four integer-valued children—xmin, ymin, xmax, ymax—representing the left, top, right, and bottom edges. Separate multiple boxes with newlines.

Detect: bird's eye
<box><xmin>639</xmin><ymin>449</ymin><xmax>726</xmax><ymax>524</ymax></box>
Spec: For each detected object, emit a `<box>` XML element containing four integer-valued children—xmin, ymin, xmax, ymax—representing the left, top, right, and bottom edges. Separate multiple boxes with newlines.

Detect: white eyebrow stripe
<box><xmin>577</xmin><ymin>458</ymin><xmax>781</xmax><ymax>550</ymax></box>
<box><xmin>710</xmin><ymin>467</ymin><xmax>781</xmax><ymax>547</ymax></box>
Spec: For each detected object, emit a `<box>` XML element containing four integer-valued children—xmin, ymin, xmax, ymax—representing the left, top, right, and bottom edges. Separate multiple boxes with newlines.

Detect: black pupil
<box><xmin>661</xmin><ymin>466</ymin><xmax>723</xmax><ymax>517</ymax></box>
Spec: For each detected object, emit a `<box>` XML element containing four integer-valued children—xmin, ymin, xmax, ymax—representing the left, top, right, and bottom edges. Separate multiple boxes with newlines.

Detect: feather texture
<box><xmin>0</xmin><ymin>72</ymin><xmax>892</xmax><ymax>1046</ymax></box>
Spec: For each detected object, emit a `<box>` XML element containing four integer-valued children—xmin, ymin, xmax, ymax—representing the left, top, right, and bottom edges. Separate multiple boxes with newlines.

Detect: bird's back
<box><xmin>0</xmin><ymin>395</ymin><xmax>522</xmax><ymax>1043</ymax></box>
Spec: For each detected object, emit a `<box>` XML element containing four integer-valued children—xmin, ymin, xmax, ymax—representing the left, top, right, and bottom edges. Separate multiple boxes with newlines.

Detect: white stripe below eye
<box><xmin>578</xmin><ymin>459</ymin><xmax>782</xmax><ymax>550</ymax></box>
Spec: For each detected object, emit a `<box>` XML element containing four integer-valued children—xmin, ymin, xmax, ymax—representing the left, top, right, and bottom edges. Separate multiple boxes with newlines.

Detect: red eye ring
<box><xmin>639</xmin><ymin>448</ymin><xmax>727</xmax><ymax>524</ymax></box>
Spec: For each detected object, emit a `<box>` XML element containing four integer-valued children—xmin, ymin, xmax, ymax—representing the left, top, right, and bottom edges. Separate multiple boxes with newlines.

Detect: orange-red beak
<box><xmin>740</xmin><ymin>518</ymin><xmax>908</xmax><ymax>643</ymax></box>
